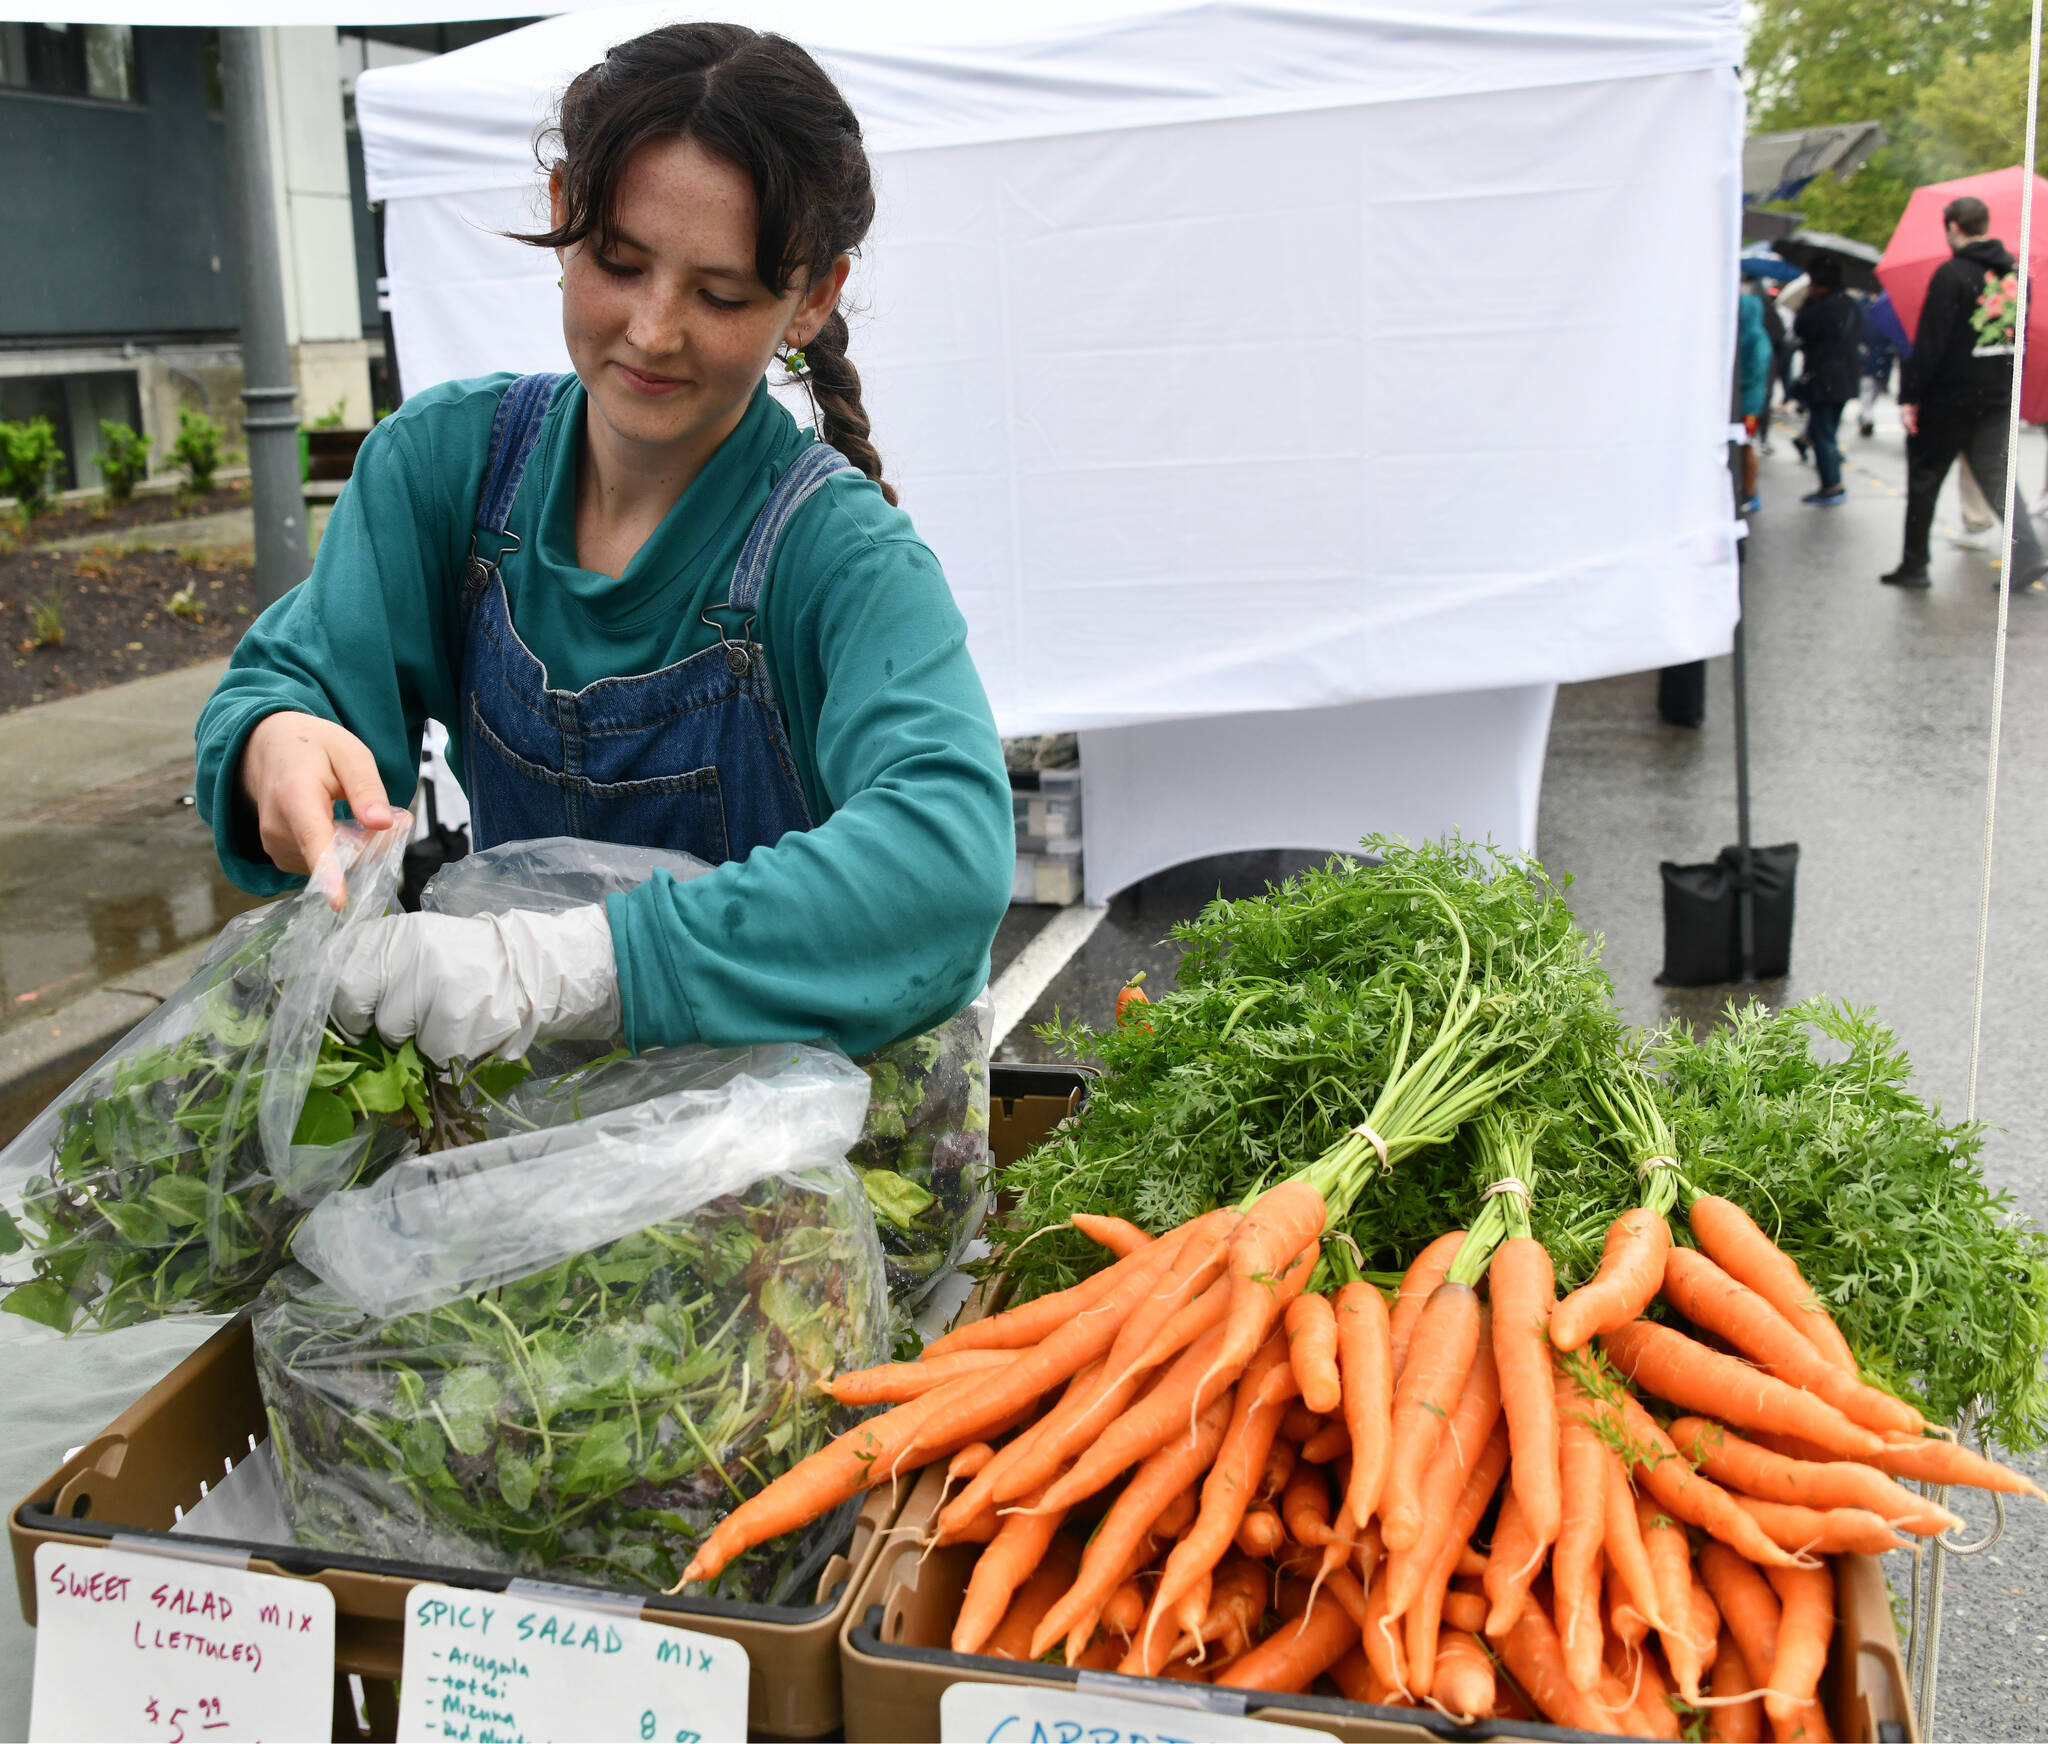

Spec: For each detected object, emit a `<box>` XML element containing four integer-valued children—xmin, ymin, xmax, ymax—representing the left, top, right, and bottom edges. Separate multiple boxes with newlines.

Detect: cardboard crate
<box><xmin>841</xmin><ymin>1463</ymin><xmax>1918</xmax><ymax>1744</ymax></box>
<box><xmin>9</xmin><ymin>1063</ymin><xmax>1088</xmax><ymax>1742</ymax></box>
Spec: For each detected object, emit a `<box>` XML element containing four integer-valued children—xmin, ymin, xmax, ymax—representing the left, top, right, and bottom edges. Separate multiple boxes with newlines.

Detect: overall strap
<box><xmin>475</xmin><ymin>372</ymin><xmax>564</xmax><ymax>536</ymax></box>
<box><xmin>728</xmin><ymin>440</ymin><xmax>855</xmax><ymax>613</ymax></box>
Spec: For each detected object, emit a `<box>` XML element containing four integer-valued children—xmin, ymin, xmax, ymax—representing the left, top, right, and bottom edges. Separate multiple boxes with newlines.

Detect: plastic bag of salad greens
<box><xmin>422</xmin><ymin>836</ymin><xmax>996</xmax><ymax>1306</ymax></box>
<box><xmin>253</xmin><ymin>1041</ymin><xmax>885</xmax><ymax>1600</ymax></box>
<box><xmin>0</xmin><ymin>823</ymin><xmax>506</xmax><ymax>1335</ymax></box>
<box><xmin>846</xmin><ymin>989</ymin><xmax>994</xmax><ymax>1306</ymax></box>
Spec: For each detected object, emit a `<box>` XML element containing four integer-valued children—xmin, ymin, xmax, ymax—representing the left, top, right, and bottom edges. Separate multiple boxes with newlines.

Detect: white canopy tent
<box><xmin>356</xmin><ymin>1</ymin><xmax>1746</xmax><ymax>901</ymax></box>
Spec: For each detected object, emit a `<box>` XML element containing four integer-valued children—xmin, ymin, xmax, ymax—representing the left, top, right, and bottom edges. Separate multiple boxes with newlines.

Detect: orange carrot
<box><xmin>1707</xmin><ymin>1628</ymin><xmax>1767</xmax><ymax>1744</ymax></box>
<box><xmin>1030</xmin><ymin>1390</ymin><xmax>1235</xmax><ymax>1661</ymax></box>
<box><xmin>827</xmin><ymin>1347</ymin><xmax>1020</xmax><ymax>1405</ymax></box>
<box><xmin>927</xmin><ymin>1223</ymin><xmax>1193</xmax><ymax>1356</ymax></box>
<box><xmin>677</xmin><ymin>1367</ymin><xmax>994</xmax><ymax>1583</ymax></box>
<box><xmin>1194</xmin><ymin>1555</ymin><xmax>1268</xmax><ymax>1661</ymax></box>
<box><xmin>1301</xmin><ymin>1420</ymin><xmax>1350</xmax><ymax>1463</ymax></box>
<box><xmin>1498</xmin><ymin>1600</ymin><xmax>1624</xmax><ymax>1734</ymax></box>
<box><xmin>1102</xmin><ymin>1580</ymin><xmax>1146</xmax><ymax>1641</ymax></box>
<box><xmin>1638</xmin><ymin>1493</ymin><xmax>1707</xmax><ymax>1701</ymax></box>
<box><xmin>1205</xmin><ymin>1181</ymin><xmax>1327</xmax><ymax>1401</ymax></box>
<box><xmin>1432</xmin><ymin>1631</ymin><xmax>1497</xmax><ymax>1722</ymax></box>
<box><xmin>1484</xmin><ymin>1486</ymin><xmax>1543</xmax><ymax>1638</ymax></box>
<box><xmin>1134</xmin><ymin>1274</ymin><xmax>1235</xmax><ymax>1371</ymax></box>
<box><xmin>1387</xmin><ymin>1315</ymin><xmax>1502</xmax><ymax>1621</ymax></box>
<box><xmin>1668</xmin><ymin>1418</ymin><xmax>1963</xmax><ymax>1534</ymax></box>
<box><xmin>1605</xmin><ymin>1559</ymin><xmax>1649</xmax><ymax>1650</ymax></box>
<box><xmin>1145</xmin><ymin>1335</ymin><xmax>1301</xmax><ymax>1658</ymax></box>
<box><xmin>1554</xmin><ymin>1369</ymin><xmax>1610</xmax><ymax>1689</ymax></box>
<box><xmin>1601</xmin><ymin>1321</ymin><xmax>1887</xmax><ymax>1460</ymax></box>
<box><xmin>1443</xmin><ymin>1589</ymin><xmax>1489</xmax><ymax>1634</ymax></box>
<box><xmin>1334</xmin><ymin>1280</ymin><xmax>1395</xmax><ymax>1531</ymax></box>
<box><xmin>982</xmin><ymin>1541</ymin><xmax>1081</xmax><ymax>1660</ymax></box>
<box><xmin>1235</xmin><ymin>1505</ymin><xmax>1284</xmax><ymax>1556</ymax></box>
<box><xmin>1688</xmin><ymin>1196</ymin><xmax>1857</xmax><ymax>1374</ymax></box>
<box><xmin>1286</xmin><ymin>1292</ymin><xmax>1343</xmax><ymax>1414</ymax></box>
<box><xmin>1214</xmin><ymin>1570</ymin><xmax>1364</xmax><ymax>1692</ymax></box>
<box><xmin>1734</xmin><ymin>1496</ymin><xmax>1906</xmax><ymax>1556</ymax></box>
<box><xmin>1697</xmin><ymin>1544</ymin><xmax>1781</xmax><ymax>1720</ymax></box>
<box><xmin>1763</xmin><ymin>1562</ymin><xmax>1834</xmax><ymax>1742</ymax></box>
<box><xmin>1595</xmin><ymin>1391</ymin><xmax>1800</xmax><ymax>1569</ymax></box>
<box><xmin>1072</xmin><ymin>1212</ymin><xmax>1153</xmax><ymax>1257</ymax></box>
<box><xmin>952</xmin><ymin>1480</ymin><xmax>1070</xmax><ymax>1654</ymax></box>
<box><xmin>1102</xmin><ymin>1209</ymin><xmax>1238</xmax><ymax>1381</ymax></box>
<box><xmin>1602</xmin><ymin>1456</ymin><xmax>1668</xmax><ymax>1637</ymax></box>
<box><xmin>1362</xmin><ymin>1558</ymin><xmax>1409</xmax><ymax>1696</ymax></box>
<box><xmin>1034</xmin><ymin>1323</ymin><xmax>1232</xmax><ymax>1513</ymax></box>
<box><xmin>1390</xmin><ymin>1231</ymin><xmax>1466</xmax><ymax>1378</ymax></box>
<box><xmin>938</xmin><ymin>1360</ymin><xmax>1104</xmax><ymax>1539</ymax></box>
<box><xmin>1663</xmin><ymin>1248</ymin><xmax>1923</xmax><ymax>1437</ymax></box>
<box><xmin>1492</xmin><ymin>1234</ymin><xmax>1562</xmax><ymax>1548</ymax></box>
<box><xmin>1330</xmin><ymin>1645</ymin><xmax>1378</xmax><ymax>1705</ymax></box>
<box><xmin>1865</xmin><ymin>1433</ymin><xmax>2047</xmax><ymax>1498</ymax></box>
<box><xmin>1455</xmin><ymin>1545</ymin><xmax>1487</xmax><ymax>1579</ymax></box>
<box><xmin>1620</xmin><ymin>1646</ymin><xmax>1682</xmax><ymax>1740</ymax></box>
<box><xmin>1281</xmin><ymin>1463</ymin><xmax>1334</xmax><ymax>1546</ymax></box>
<box><xmin>1550</xmin><ymin>1207</ymin><xmax>1670</xmax><ymax>1352</ymax></box>
<box><xmin>1407</xmin><ymin>1420</ymin><xmax>1511</xmax><ymax>1698</ymax></box>
<box><xmin>1260</xmin><ymin>1432</ymin><xmax>1299</xmax><ymax>1499</ymax></box>
<box><xmin>1382</xmin><ymin>1280</ymin><xmax>1483</xmax><ymax>1550</ymax></box>
<box><xmin>947</xmin><ymin>1442</ymin><xmax>995</xmax><ymax>1484</ymax></box>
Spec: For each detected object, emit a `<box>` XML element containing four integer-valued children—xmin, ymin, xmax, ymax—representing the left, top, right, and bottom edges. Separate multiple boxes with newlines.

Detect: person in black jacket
<box><xmin>1883</xmin><ymin>196</ymin><xmax>2045</xmax><ymax>590</ymax></box>
<box><xmin>1790</xmin><ymin>256</ymin><xmax>1863</xmax><ymax>505</ymax></box>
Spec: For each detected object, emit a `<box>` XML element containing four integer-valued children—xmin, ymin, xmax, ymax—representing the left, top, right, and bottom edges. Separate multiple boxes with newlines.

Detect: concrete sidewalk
<box><xmin>0</xmin><ymin>658</ymin><xmax>265</xmax><ymax>1138</ymax></box>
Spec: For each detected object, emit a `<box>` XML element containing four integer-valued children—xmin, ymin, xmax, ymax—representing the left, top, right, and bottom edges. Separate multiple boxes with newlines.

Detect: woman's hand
<box><xmin>241</xmin><ymin>710</ymin><xmax>396</xmax><ymax>891</ymax></box>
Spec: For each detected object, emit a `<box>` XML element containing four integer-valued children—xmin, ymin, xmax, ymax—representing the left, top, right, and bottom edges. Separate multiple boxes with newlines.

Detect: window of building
<box><xmin>0</xmin><ymin>23</ymin><xmax>137</xmax><ymax>102</ymax></box>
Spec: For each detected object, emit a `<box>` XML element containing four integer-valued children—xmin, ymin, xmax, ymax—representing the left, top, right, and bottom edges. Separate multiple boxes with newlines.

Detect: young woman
<box><xmin>195</xmin><ymin>23</ymin><xmax>1012</xmax><ymax>1064</ymax></box>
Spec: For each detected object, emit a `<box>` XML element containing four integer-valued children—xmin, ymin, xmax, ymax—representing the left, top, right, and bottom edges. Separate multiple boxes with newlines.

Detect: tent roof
<box><xmin>358</xmin><ymin>0</ymin><xmax>1741</xmax><ymax>201</ymax></box>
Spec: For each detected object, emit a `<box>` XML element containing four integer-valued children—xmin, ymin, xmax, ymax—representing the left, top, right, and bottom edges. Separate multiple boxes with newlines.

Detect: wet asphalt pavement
<box><xmin>999</xmin><ymin>410</ymin><xmax>2048</xmax><ymax>1738</ymax></box>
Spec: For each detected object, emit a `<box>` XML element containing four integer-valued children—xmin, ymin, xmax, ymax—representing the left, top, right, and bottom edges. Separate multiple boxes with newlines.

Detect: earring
<box><xmin>776</xmin><ymin>339</ymin><xmax>809</xmax><ymax>376</ymax></box>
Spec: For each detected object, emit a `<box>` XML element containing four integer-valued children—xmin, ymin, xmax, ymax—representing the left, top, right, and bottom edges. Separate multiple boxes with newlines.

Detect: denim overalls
<box><xmin>458</xmin><ymin>372</ymin><xmax>849</xmax><ymax>862</ymax></box>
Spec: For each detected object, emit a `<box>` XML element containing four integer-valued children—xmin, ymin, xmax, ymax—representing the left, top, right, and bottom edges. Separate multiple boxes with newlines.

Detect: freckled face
<box><xmin>555</xmin><ymin>136</ymin><xmax>840</xmax><ymax>459</ymax></box>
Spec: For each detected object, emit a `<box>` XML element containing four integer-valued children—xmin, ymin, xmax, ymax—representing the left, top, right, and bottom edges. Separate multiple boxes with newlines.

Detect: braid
<box><xmin>805</xmin><ymin>309</ymin><xmax>896</xmax><ymax>507</ymax></box>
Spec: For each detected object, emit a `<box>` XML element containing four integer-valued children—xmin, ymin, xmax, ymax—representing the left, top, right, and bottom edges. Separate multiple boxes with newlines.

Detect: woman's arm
<box><xmin>606</xmin><ymin>534</ymin><xmax>1014</xmax><ymax>1057</ymax></box>
<box><xmin>194</xmin><ymin>389</ymin><xmax>488</xmax><ymax>892</ymax></box>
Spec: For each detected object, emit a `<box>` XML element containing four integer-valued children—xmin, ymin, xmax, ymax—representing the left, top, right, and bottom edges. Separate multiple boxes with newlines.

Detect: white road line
<box><xmin>989</xmin><ymin>902</ymin><xmax>1111</xmax><ymax>1047</ymax></box>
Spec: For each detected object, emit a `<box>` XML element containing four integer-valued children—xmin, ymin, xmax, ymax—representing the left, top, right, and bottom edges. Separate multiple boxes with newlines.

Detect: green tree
<box><xmin>1747</xmin><ymin>0</ymin><xmax>2038</xmax><ymax>243</ymax></box>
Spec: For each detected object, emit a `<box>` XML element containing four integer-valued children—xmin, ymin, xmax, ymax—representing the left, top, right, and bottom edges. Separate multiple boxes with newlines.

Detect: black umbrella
<box><xmin>1773</xmin><ymin>229</ymin><xmax>1884</xmax><ymax>293</ymax></box>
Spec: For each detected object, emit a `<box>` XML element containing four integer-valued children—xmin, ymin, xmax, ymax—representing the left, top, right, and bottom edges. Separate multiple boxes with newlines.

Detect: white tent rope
<box><xmin>1964</xmin><ymin>0</ymin><xmax>2044</xmax><ymax>1129</ymax></box>
<box><xmin>1928</xmin><ymin>7</ymin><xmax>2045</xmax><ymax>1733</ymax></box>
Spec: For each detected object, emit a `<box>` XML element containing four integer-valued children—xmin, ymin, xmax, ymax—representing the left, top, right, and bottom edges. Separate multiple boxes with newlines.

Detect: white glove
<box><xmin>331</xmin><ymin>905</ymin><xmax>621</xmax><ymax>1064</ymax></box>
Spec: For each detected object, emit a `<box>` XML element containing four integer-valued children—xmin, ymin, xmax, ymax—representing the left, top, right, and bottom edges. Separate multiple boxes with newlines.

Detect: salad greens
<box><xmin>255</xmin><ymin>1163</ymin><xmax>889</xmax><ymax>1599</ymax></box>
<box><xmin>0</xmin><ymin>903</ymin><xmax>526</xmax><ymax>1334</ymax></box>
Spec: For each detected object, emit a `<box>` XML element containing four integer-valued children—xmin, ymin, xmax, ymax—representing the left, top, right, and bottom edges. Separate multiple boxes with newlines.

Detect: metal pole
<box><xmin>219</xmin><ymin>27</ymin><xmax>308</xmax><ymax>606</ymax></box>
<box><xmin>1729</xmin><ymin>433</ymin><xmax>1758</xmax><ymax>982</ymax></box>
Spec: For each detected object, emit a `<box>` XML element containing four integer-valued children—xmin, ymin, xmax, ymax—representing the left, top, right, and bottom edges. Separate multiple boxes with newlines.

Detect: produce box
<box><xmin>9</xmin><ymin>1064</ymin><xmax>1087</xmax><ymax>1743</ymax></box>
<box><xmin>839</xmin><ymin>1466</ymin><xmax>1918</xmax><ymax>1744</ymax></box>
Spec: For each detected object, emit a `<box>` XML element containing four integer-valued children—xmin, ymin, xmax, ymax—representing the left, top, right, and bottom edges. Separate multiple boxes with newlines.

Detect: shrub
<box><xmin>170</xmin><ymin>409</ymin><xmax>224</xmax><ymax>496</ymax></box>
<box><xmin>0</xmin><ymin>419</ymin><xmax>66</xmax><ymax>519</ymax></box>
<box><xmin>96</xmin><ymin>420</ymin><xmax>152</xmax><ymax>503</ymax></box>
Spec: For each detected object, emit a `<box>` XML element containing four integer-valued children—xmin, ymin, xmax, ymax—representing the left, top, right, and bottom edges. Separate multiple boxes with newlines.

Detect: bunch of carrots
<box><xmin>677</xmin><ymin>1178</ymin><xmax>2038</xmax><ymax>1738</ymax></box>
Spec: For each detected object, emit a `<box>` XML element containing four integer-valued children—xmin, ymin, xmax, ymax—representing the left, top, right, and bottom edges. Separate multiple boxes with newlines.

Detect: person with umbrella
<box><xmin>1882</xmin><ymin>195</ymin><xmax>2046</xmax><ymax>591</ymax></box>
<box><xmin>1789</xmin><ymin>255</ymin><xmax>1862</xmax><ymax>506</ymax></box>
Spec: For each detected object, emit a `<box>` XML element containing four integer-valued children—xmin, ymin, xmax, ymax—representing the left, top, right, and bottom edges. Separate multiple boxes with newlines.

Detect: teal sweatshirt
<box><xmin>195</xmin><ymin>373</ymin><xmax>1013</xmax><ymax>1057</ymax></box>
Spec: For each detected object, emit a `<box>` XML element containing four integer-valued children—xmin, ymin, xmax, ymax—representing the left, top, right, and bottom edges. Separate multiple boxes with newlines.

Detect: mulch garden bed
<box><xmin>1</xmin><ymin>541</ymin><xmax>258</xmax><ymax>713</ymax></box>
<box><xmin>20</xmin><ymin>481</ymin><xmax>252</xmax><ymax>546</ymax></box>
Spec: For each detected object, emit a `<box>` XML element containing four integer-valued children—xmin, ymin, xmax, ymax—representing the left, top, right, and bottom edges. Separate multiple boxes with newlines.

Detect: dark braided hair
<box><xmin>517</xmin><ymin>22</ymin><xmax>896</xmax><ymax>505</ymax></box>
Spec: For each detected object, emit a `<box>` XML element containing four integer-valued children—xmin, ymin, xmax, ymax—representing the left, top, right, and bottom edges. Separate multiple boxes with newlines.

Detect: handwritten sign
<box><xmin>28</xmin><ymin>1541</ymin><xmax>335</xmax><ymax>1743</ymax></box>
<box><xmin>397</xmin><ymin>1582</ymin><xmax>748</xmax><ymax>1743</ymax></box>
<box><xmin>940</xmin><ymin>1680</ymin><xmax>1339</xmax><ymax>1744</ymax></box>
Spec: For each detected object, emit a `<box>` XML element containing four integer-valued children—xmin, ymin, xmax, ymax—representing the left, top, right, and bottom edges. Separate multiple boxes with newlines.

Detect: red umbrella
<box><xmin>1877</xmin><ymin>165</ymin><xmax>2048</xmax><ymax>420</ymax></box>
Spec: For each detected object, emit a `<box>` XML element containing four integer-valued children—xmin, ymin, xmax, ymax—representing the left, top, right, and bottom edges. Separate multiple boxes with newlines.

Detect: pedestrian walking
<box><xmin>1882</xmin><ymin>195</ymin><xmax>2046</xmax><ymax>591</ymax></box>
<box><xmin>1737</xmin><ymin>278</ymin><xmax>1773</xmax><ymax>512</ymax></box>
<box><xmin>1790</xmin><ymin>256</ymin><xmax>1861</xmax><ymax>505</ymax></box>
<box><xmin>1758</xmin><ymin>282</ymin><xmax>1791</xmax><ymax>453</ymax></box>
<box><xmin>1858</xmin><ymin>290</ymin><xmax>1907</xmax><ymax>437</ymax></box>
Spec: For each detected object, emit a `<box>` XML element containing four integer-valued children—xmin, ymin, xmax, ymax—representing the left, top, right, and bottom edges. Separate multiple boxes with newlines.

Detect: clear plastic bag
<box><xmin>253</xmin><ymin>1043</ymin><xmax>887</xmax><ymax>1600</ymax></box>
<box><xmin>423</xmin><ymin>837</ymin><xmax>996</xmax><ymax>1307</ymax></box>
<box><xmin>848</xmin><ymin>989</ymin><xmax>995</xmax><ymax>1306</ymax></box>
<box><xmin>0</xmin><ymin>824</ymin><xmax>420</xmax><ymax>1334</ymax></box>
